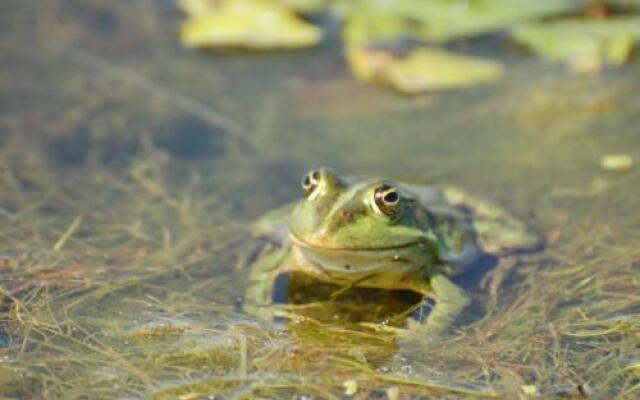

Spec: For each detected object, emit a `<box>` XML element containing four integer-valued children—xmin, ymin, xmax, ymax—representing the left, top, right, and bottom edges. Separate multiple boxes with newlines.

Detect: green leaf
<box><xmin>603</xmin><ymin>0</ymin><xmax>640</xmax><ymax>6</ymax></box>
<box><xmin>512</xmin><ymin>17</ymin><xmax>640</xmax><ymax>71</ymax></box>
<box><xmin>343</xmin><ymin>0</ymin><xmax>576</xmax><ymax>45</ymax></box>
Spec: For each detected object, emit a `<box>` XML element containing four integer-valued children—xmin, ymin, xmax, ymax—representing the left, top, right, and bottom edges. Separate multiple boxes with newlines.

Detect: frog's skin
<box><xmin>245</xmin><ymin>168</ymin><xmax>539</xmax><ymax>334</ymax></box>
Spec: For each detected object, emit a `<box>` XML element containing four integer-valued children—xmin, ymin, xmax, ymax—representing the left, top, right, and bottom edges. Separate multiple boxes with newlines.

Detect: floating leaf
<box><xmin>411</xmin><ymin>0</ymin><xmax>578</xmax><ymax>42</ymax></box>
<box><xmin>346</xmin><ymin>45</ymin><xmax>503</xmax><ymax>93</ymax></box>
<box><xmin>604</xmin><ymin>0</ymin><xmax>640</xmax><ymax>5</ymax></box>
<box><xmin>180</xmin><ymin>0</ymin><xmax>322</xmax><ymax>49</ymax></box>
<box><xmin>601</xmin><ymin>154</ymin><xmax>633</xmax><ymax>171</ymax></box>
<box><xmin>343</xmin><ymin>2</ymin><xmax>413</xmax><ymax>45</ymax></box>
<box><xmin>343</xmin><ymin>0</ymin><xmax>576</xmax><ymax>45</ymax></box>
<box><xmin>512</xmin><ymin>17</ymin><xmax>640</xmax><ymax>72</ymax></box>
<box><xmin>179</xmin><ymin>0</ymin><xmax>332</xmax><ymax>15</ymax></box>
<box><xmin>281</xmin><ymin>0</ymin><xmax>333</xmax><ymax>13</ymax></box>
<box><xmin>179</xmin><ymin>0</ymin><xmax>217</xmax><ymax>16</ymax></box>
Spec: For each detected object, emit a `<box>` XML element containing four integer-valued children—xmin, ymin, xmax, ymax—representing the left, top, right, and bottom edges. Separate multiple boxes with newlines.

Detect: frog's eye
<box><xmin>373</xmin><ymin>183</ymin><xmax>402</xmax><ymax>218</ymax></box>
<box><xmin>301</xmin><ymin>170</ymin><xmax>322</xmax><ymax>198</ymax></box>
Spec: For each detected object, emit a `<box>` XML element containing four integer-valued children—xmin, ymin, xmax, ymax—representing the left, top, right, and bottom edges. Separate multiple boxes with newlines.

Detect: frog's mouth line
<box><xmin>289</xmin><ymin>233</ymin><xmax>424</xmax><ymax>252</ymax></box>
<box><xmin>289</xmin><ymin>234</ymin><xmax>430</xmax><ymax>291</ymax></box>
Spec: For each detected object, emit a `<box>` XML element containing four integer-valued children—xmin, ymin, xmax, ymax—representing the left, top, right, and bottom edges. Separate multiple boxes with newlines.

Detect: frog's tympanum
<box><xmin>245</xmin><ymin>168</ymin><xmax>538</xmax><ymax>334</ymax></box>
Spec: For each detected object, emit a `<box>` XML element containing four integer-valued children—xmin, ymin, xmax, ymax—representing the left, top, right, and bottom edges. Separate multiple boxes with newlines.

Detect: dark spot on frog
<box><xmin>331</xmin><ymin>207</ymin><xmax>367</xmax><ymax>231</ymax></box>
<box><xmin>341</xmin><ymin>210</ymin><xmax>354</xmax><ymax>222</ymax></box>
<box><xmin>344</xmin><ymin>264</ymin><xmax>351</xmax><ymax>270</ymax></box>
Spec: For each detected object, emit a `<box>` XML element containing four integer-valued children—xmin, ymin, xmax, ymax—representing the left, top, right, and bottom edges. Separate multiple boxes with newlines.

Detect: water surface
<box><xmin>1</xmin><ymin>1</ymin><xmax>639</xmax><ymax>399</ymax></box>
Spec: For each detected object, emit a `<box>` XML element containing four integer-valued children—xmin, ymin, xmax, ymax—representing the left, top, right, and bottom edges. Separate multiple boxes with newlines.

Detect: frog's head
<box><xmin>288</xmin><ymin>168</ymin><xmax>442</xmax><ymax>288</ymax></box>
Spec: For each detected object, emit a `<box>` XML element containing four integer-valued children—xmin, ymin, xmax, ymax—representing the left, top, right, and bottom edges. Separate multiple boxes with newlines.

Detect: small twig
<box><xmin>53</xmin><ymin>215</ymin><xmax>82</xmax><ymax>252</ymax></box>
<box><xmin>238</xmin><ymin>333</ymin><xmax>248</xmax><ymax>379</ymax></box>
<box><xmin>329</xmin><ymin>274</ymin><xmax>377</xmax><ymax>299</ymax></box>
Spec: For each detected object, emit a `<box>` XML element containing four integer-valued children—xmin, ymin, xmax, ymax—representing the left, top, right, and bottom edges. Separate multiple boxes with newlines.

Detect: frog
<box><xmin>244</xmin><ymin>168</ymin><xmax>539</xmax><ymax>334</ymax></box>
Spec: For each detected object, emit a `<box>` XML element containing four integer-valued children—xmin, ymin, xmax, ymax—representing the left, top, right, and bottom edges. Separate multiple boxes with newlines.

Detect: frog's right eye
<box><xmin>301</xmin><ymin>170</ymin><xmax>322</xmax><ymax>197</ymax></box>
<box><xmin>372</xmin><ymin>183</ymin><xmax>402</xmax><ymax>218</ymax></box>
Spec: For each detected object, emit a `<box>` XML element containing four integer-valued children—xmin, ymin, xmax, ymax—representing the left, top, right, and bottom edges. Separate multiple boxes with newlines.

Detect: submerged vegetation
<box><xmin>180</xmin><ymin>0</ymin><xmax>640</xmax><ymax>93</ymax></box>
<box><xmin>1</xmin><ymin>0</ymin><xmax>639</xmax><ymax>399</ymax></box>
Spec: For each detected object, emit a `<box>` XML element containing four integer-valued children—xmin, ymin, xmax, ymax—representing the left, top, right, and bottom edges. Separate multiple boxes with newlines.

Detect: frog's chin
<box><xmin>289</xmin><ymin>236</ymin><xmax>432</xmax><ymax>291</ymax></box>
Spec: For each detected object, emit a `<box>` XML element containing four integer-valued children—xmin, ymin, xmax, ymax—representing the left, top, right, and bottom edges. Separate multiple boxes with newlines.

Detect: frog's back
<box><xmin>402</xmin><ymin>183</ymin><xmax>540</xmax><ymax>275</ymax></box>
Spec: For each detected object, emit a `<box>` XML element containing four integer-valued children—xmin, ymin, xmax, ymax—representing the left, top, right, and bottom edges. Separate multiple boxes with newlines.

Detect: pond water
<box><xmin>1</xmin><ymin>1</ymin><xmax>639</xmax><ymax>399</ymax></box>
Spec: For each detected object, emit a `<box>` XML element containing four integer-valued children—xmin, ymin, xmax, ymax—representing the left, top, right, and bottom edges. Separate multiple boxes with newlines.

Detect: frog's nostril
<box><xmin>344</xmin><ymin>264</ymin><xmax>351</xmax><ymax>270</ymax></box>
<box><xmin>341</xmin><ymin>210</ymin><xmax>354</xmax><ymax>221</ymax></box>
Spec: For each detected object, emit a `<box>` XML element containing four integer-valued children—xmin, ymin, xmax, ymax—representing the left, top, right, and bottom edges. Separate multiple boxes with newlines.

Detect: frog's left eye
<box><xmin>301</xmin><ymin>170</ymin><xmax>322</xmax><ymax>197</ymax></box>
<box><xmin>372</xmin><ymin>183</ymin><xmax>402</xmax><ymax>218</ymax></box>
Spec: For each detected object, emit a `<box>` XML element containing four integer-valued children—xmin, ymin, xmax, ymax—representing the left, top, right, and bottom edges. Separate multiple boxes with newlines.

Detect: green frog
<box><xmin>245</xmin><ymin>168</ymin><xmax>539</xmax><ymax>333</ymax></box>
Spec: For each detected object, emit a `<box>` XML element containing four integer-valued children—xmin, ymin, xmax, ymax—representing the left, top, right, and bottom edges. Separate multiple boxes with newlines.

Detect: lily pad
<box><xmin>180</xmin><ymin>0</ymin><xmax>332</xmax><ymax>15</ymax></box>
<box><xmin>343</xmin><ymin>2</ymin><xmax>414</xmax><ymax>46</ymax></box>
<box><xmin>343</xmin><ymin>0</ymin><xmax>576</xmax><ymax>45</ymax></box>
<box><xmin>512</xmin><ymin>17</ymin><xmax>640</xmax><ymax>72</ymax></box>
<box><xmin>180</xmin><ymin>0</ymin><xmax>323</xmax><ymax>49</ymax></box>
<box><xmin>604</xmin><ymin>0</ymin><xmax>640</xmax><ymax>5</ymax></box>
<box><xmin>281</xmin><ymin>0</ymin><xmax>334</xmax><ymax>13</ymax></box>
<box><xmin>346</xmin><ymin>45</ymin><xmax>504</xmax><ymax>93</ymax></box>
<box><xmin>179</xmin><ymin>0</ymin><xmax>217</xmax><ymax>16</ymax></box>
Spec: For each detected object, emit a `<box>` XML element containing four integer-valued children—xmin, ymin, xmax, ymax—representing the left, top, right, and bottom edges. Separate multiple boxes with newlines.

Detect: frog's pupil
<box><xmin>312</xmin><ymin>170</ymin><xmax>321</xmax><ymax>180</ymax></box>
<box><xmin>303</xmin><ymin>175</ymin><xmax>311</xmax><ymax>187</ymax></box>
<box><xmin>384</xmin><ymin>191</ymin><xmax>399</xmax><ymax>204</ymax></box>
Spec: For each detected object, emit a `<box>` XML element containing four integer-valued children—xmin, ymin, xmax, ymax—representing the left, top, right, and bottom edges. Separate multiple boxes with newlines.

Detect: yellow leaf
<box><xmin>346</xmin><ymin>45</ymin><xmax>503</xmax><ymax>93</ymax></box>
<box><xmin>180</xmin><ymin>0</ymin><xmax>322</xmax><ymax>49</ymax></box>
<box><xmin>600</xmin><ymin>154</ymin><xmax>633</xmax><ymax>172</ymax></box>
<box><xmin>343</xmin><ymin>379</ymin><xmax>358</xmax><ymax>396</ymax></box>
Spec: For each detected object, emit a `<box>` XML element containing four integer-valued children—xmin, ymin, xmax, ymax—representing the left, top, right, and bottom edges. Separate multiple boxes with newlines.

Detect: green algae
<box><xmin>0</xmin><ymin>1</ymin><xmax>640</xmax><ymax>399</ymax></box>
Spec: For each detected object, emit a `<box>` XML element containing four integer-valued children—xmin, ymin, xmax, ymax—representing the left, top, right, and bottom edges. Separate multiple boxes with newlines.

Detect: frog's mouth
<box><xmin>289</xmin><ymin>233</ymin><xmax>431</xmax><ymax>290</ymax></box>
<box><xmin>289</xmin><ymin>233</ymin><xmax>423</xmax><ymax>252</ymax></box>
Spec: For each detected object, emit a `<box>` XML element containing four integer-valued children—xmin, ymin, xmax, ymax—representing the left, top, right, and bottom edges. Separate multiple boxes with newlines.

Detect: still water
<box><xmin>0</xmin><ymin>1</ymin><xmax>639</xmax><ymax>399</ymax></box>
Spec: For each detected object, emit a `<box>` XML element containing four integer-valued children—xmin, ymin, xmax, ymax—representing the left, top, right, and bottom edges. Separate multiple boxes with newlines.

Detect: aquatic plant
<box><xmin>179</xmin><ymin>0</ymin><xmax>640</xmax><ymax>93</ymax></box>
